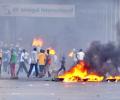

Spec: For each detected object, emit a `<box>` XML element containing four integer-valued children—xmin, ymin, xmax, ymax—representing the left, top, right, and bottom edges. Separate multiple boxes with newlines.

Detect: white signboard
<box><xmin>0</xmin><ymin>4</ymin><xmax>75</xmax><ymax>17</ymax></box>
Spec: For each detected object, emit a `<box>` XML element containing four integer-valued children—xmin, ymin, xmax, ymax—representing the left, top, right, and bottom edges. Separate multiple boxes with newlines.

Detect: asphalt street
<box><xmin>0</xmin><ymin>78</ymin><xmax>120</xmax><ymax>100</ymax></box>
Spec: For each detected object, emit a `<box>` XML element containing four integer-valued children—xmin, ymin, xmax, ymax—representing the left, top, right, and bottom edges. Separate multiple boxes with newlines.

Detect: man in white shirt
<box><xmin>16</xmin><ymin>49</ymin><xmax>28</xmax><ymax>77</ymax></box>
<box><xmin>76</xmin><ymin>49</ymin><xmax>85</xmax><ymax>61</ymax></box>
<box><xmin>27</xmin><ymin>48</ymin><xmax>38</xmax><ymax>78</ymax></box>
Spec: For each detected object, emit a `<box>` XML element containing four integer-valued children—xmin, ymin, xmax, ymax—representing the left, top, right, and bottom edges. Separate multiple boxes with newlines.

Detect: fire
<box><xmin>84</xmin><ymin>74</ymin><xmax>104</xmax><ymax>82</ymax></box>
<box><xmin>58</xmin><ymin>61</ymin><xmax>104</xmax><ymax>82</ymax></box>
<box><xmin>115</xmin><ymin>76</ymin><xmax>120</xmax><ymax>81</ymax></box>
<box><xmin>32</xmin><ymin>38</ymin><xmax>43</xmax><ymax>47</ymax></box>
<box><xmin>47</xmin><ymin>47</ymin><xmax>56</xmax><ymax>55</ymax></box>
<box><xmin>68</xmin><ymin>51</ymin><xmax>74</xmax><ymax>57</ymax></box>
<box><xmin>106</xmin><ymin>76</ymin><xmax>120</xmax><ymax>81</ymax></box>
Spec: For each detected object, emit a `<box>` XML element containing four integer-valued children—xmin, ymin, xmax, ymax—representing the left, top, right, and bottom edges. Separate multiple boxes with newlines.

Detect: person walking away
<box><xmin>45</xmin><ymin>49</ymin><xmax>51</xmax><ymax>78</ymax></box>
<box><xmin>3</xmin><ymin>49</ymin><xmax>10</xmax><ymax>73</ymax></box>
<box><xmin>57</xmin><ymin>56</ymin><xmax>66</xmax><ymax>75</ymax></box>
<box><xmin>9</xmin><ymin>49</ymin><xmax>17</xmax><ymax>79</ymax></box>
<box><xmin>16</xmin><ymin>49</ymin><xmax>28</xmax><ymax>78</ymax></box>
<box><xmin>38</xmin><ymin>49</ymin><xmax>46</xmax><ymax>77</ymax></box>
<box><xmin>27</xmin><ymin>48</ymin><xmax>38</xmax><ymax>78</ymax></box>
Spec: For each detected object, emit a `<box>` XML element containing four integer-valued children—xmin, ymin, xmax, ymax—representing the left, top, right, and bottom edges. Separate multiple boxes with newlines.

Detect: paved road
<box><xmin>0</xmin><ymin>78</ymin><xmax>120</xmax><ymax>100</ymax></box>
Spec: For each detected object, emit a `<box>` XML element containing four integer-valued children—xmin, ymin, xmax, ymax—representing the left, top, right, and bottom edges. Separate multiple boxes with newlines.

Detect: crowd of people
<box><xmin>0</xmin><ymin>46</ymin><xmax>85</xmax><ymax>79</ymax></box>
<box><xmin>0</xmin><ymin>47</ymin><xmax>67</xmax><ymax>79</ymax></box>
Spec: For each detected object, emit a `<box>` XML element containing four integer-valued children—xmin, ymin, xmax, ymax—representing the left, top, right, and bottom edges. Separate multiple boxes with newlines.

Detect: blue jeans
<box><xmin>39</xmin><ymin>65</ymin><xmax>45</xmax><ymax>74</ymax></box>
<box><xmin>28</xmin><ymin>63</ymin><xmax>38</xmax><ymax>77</ymax></box>
<box><xmin>17</xmin><ymin>62</ymin><xmax>28</xmax><ymax>76</ymax></box>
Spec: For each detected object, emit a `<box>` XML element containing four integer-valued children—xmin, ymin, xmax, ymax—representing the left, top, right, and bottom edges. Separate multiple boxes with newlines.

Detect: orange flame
<box><xmin>47</xmin><ymin>47</ymin><xmax>56</xmax><ymax>55</ymax></box>
<box><xmin>84</xmin><ymin>74</ymin><xmax>104</xmax><ymax>82</ymax></box>
<box><xmin>58</xmin><ymin>61</ymin><xmax>104</xmax><ymax>82</ymax></box>
<box><xmin>115</xmin><ymin>76</ymin><xmax>120</xmax><ymax>81</ymax></box>
<box><xmin>32</xmin><ymin>38</ymin><xmax>43</xmax><ymax>47</ymax></box>
<box><xmin>106</xmin><ymin>76</ymin><xmax>120</xmax><ymax>81</ymax></box>
<box><xmin>68</xmin><ymin>51</ymin><xmax>74</xmax><ymax>57</ymax></box>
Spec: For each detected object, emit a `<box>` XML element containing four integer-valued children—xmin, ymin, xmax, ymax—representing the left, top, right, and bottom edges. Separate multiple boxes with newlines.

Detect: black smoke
<box><xmin>85</xmin><ymin>41</ymin><xmax>120</xmax><ymax>76</ymax></box>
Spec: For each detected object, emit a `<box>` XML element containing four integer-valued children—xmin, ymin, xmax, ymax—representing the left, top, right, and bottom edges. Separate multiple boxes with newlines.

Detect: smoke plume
<box><xmin>85</xmin><ymin>41</ymin><xmax>120</xmax><ymax>76</ymax></box>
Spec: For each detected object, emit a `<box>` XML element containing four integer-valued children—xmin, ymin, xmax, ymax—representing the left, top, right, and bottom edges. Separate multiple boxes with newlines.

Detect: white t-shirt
<box><xmin>31</xmin><ymin>51</ymin><xmax>37</xmax><ymax>64</ymax></box>
<box><xmin>77</xmin><ymin>51</ymin><xmax>85</xmax><ymax>60</ymax></box>
<box><xmin>20</xmin><ymin>52</ymin><xmax>25</xmax><ymax>62</ymax></box>
<box><xmin>24</xmin><ymin>52</ymin><xmax>29</xmax><ymax>60</ymax></box>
